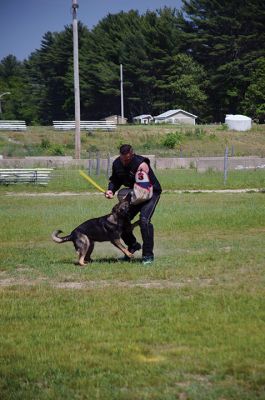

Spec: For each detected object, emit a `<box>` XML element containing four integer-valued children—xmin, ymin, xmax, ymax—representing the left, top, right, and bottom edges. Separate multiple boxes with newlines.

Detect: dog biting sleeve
<box><xmin>131</xmin><ymin>169</ymin><xmax>153</xmax><ymax>205</ymax></box>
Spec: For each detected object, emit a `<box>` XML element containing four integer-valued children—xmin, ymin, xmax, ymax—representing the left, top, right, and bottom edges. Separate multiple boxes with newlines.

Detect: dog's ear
<box><xmin>123</xmin><ymin>192</ymin><xmax>131</xmax><ymax>202</ymax></box>
<box><xmin>117</xmin><ymin>188</ymin><xmax>132</xmax><ymax>203</ymax></box>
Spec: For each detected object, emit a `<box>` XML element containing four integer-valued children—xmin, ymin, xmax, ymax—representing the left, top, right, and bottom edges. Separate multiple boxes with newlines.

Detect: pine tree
<box><xmin>178</xmin><ymin>0</ymin><xmax>265</xmax><ymax>121</ymax></box>
<box><xmin>158</xmin><ymin>53</ymin><xmax>207</xmax><ymax>117</ymax></box>
<box><xmin>0</xmin><ymin>55</ymin><xmax>28</xmax><ymax>120</ymax></box>
<box><xmin>80</xmin><ymin>11</ymin><xmax>143</xmax><ymax>119</ymax></box>
<box><xmin>241</xmin><ymin>57</ymin><xmax>265</xmax><ymax>123</ymax></box>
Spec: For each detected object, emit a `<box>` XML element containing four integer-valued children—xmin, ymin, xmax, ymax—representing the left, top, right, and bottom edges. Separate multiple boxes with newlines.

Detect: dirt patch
<box><xmin>3</xmin><ymin>189</ymin><xmax>265</xmax><ymax>197</ymax></box>
<box><xmin>0</xmin><ymin>277</ymin><xmax>47</xmax><ymax>287</ymax></box>
<box><xmin>53</xmin><ymin>280</ymin><xmax>186</xmax><ymax>290</ymax></box>
<box><xmin>4</xmin><ymin>192</ymin><xmax>101</xmax><ymax>197</ymax></box>
<box><xmin>0</xmin><ymin>276</ymin><xmax>214</xmax><ymax>290</ymax></box>
<box><xmin>0</xmin><ymin>268</ymin><xmax>214</xmax><ymax>289</ymax></box>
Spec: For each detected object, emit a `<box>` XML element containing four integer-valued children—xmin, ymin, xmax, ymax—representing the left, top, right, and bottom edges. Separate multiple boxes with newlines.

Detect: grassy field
<box><xmin>1</xmin><ymin>123</ymin><xmax>265</xmax><ymax>158</ymax></box>
<box><xmin>1</xmin><ymin>124</ymin><xmax>264</xmax><ymax>399</ymax></box>
<box><xmin>0</xmin><ymin>168</ymin><xmax>264</xmax><ymax>195</ymax></box>
<box><xmin>1</xmin><ymin>187</ymin><xmax>265</xmax><ymax>399</ymax></box>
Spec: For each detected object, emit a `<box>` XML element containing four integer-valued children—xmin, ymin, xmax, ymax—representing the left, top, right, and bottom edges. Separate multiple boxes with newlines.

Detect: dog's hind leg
<box><xmin>76</xmin><ymin>233</ymin><xmax>90</xmax><ymax>266</ymax></box>
<box><xmin>131</xmin><ymin>220</ymin><xmax>140</xmax><ymax>231</ymax></box>
<box><xmin>112</xmin><ymin>239</ymin><xmax>134</xmax><ymax>258</ymax></box>
<box><xmin>84</xmin><ymin>240</ymin><xmax>95</xmax><ymax>263</ymax></box>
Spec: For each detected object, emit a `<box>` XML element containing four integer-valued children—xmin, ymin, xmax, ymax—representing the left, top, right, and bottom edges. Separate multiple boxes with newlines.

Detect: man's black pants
<box><xmin>121</xmin><ymin>193</ymin><xmax>160</xmax><ymax>258</ymax></box>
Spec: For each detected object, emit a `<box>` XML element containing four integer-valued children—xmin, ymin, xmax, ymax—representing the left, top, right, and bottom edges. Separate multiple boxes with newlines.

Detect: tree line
<box><xmin>0</xmin><ymin>0</ymin><xmax>265</xmax><ymax>124</ymax></box>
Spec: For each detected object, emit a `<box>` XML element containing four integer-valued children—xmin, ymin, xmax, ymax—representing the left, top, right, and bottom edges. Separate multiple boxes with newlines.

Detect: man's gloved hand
<box><xmin>105</xmin><ymin>190</ymin><xmax>114</xmax><ymax>199</ymax></box>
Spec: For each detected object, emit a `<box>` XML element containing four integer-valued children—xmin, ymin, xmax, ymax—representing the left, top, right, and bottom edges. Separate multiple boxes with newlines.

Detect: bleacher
<box><xmin>0</xmin><ymin>120</ymin><xmax>27</xmax><ymax>131</ymax></box>
<box><xmin>0</xmin><ymin>168</ymin><xmax>53</xmax><ymax>185</ymax></box>
<box><xmin>53</xmin><ymin>121</ymin><xmax>116</xmax><ymax>131</ymax></box>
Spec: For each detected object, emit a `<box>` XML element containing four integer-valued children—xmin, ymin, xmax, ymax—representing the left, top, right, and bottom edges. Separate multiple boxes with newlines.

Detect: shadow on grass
<box><xmin>52</xmin><ymin>257</ymin><xmax>142</xmax><ymax>266</ymax></box>
<box><xmin>94</xmin><ymin>257</ymin><xmax>142</xmax><ymax>264</ymax></box>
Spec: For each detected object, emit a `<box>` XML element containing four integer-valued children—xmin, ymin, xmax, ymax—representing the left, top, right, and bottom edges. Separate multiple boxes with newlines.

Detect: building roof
<box><xmin>225</xmin><ymin>114</ymin><xmax>251</xmax><ymax>121</ymax></box>
<box><xmin>133</xmin><ymin>114</ymin><xmax>153</xmax><ymax>119</ymax></box>
<box><xmin>155</xmin><ymin>109</ymin><xmax>198</xmax><ymax>119</ymax></box>
<box><xmin>105</xmin><ymin>114</ymin><xmax>127</xmax><ymax>119</ymax></box>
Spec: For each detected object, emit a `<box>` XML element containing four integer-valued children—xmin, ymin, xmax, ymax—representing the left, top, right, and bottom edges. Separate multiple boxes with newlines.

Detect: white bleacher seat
<box><xmin>0</xmin><ymin>168</ymin><xmax>53</xmax><ymax>185</ymax></box>
<box><xmin>53</xmin><ymin>121</ymin><xmax>116</xmax><ymax>131</ymax></box>
<box><xmin>0</xmin><ymin>120</ymin><xmax>27</xmax><ymax>131</ymax></box>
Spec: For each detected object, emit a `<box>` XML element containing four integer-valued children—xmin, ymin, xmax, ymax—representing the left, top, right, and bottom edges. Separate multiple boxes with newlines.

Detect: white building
<box><xmin>104</xmin><ymin>115</ymin><xmax>127</xmax><ymax>125</ymax></box>
<box><xmin>225</xmin><ymin>114</ymin><xmax>252</xmax><ymax>131</ymax></box>
<box><xmin>133</xmin><ymin>114</ymin><xmax>153</xmax><ymax>124</ymax></box>
<box><xmin>154</xmin><ymin>109</ymin><xmax>198</xmax><ymax>125</ymax></box>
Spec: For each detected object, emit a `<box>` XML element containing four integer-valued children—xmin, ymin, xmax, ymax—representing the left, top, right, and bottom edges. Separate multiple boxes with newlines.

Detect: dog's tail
<box><xmin>51</xmin><ymin>230</ymin><xmax>72</xmax><ymax>243</ymax></box>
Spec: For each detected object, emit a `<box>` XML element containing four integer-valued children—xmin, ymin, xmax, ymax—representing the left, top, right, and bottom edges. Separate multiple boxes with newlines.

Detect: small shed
<box><xmin>225</xmin><ymin>114</ymin><xmax>252</xmax><ymax>131</ymax></box>
<box><xmin>133</xmin><ymin>114</ymin><xmax>153</xmax><ymax>124</ymax></box>
<box><xmin>104</xmin><ymin>115</ymin><xmax>127</xmax><ymax>125</ymax></box>
<box><xmin>154</xmin><ymin>109</ymin><xmax>197</xmax><ymax>125</ymax></box>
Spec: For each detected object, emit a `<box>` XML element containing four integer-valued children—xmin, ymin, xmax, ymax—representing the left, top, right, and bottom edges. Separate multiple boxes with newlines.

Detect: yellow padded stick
<box><xmin>79</xmin><ymin>170</ymin><xmax>106</xmax><ymax>193</ymax></box>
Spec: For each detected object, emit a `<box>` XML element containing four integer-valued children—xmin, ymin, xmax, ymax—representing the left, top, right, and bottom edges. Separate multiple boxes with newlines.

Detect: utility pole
<box><xmin>0</xmin><ymin>92</ymin><xmax>11</xmax><ymax>114</ymax></box>
<box><xmin>120</xmin><ymin>64</ymin><xmax>124</xmax><ymax>123</ymax></box>
<box><xmin>72</xmin><ymin>0</ymin><xmax>81</xmax><ymax>159</ymax></box>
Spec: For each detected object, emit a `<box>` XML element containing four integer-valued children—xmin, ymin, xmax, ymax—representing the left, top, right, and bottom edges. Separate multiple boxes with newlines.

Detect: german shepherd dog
<box><xmin>51</xmin><ymin>194</ymin><xmax>138</xmax><ymax>266</ymax></box>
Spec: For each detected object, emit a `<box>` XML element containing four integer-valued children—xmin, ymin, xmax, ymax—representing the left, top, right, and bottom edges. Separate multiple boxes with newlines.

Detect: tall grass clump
<box><xmin>185</xmin><ymin>126</ymin><xmax>206</xmax><ymax>139</ymax></box>
<box><xmin>162</xmin><ymin>131</ymin><xmax>183</xmax><ymax>149</ymax></box>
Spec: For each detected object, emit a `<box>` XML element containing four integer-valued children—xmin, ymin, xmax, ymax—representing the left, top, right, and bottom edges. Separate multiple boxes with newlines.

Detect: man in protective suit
<box><xmin>105</xmin><ymin>144</ymin><xmax>162</xmax><ymax>265</ymax></box>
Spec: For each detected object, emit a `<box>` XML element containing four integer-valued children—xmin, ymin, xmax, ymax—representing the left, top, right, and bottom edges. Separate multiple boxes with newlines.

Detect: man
<box><xmin>105</xmin><ymin>144</ymin><xmax>162</xmax><ymax>265</ymax></box>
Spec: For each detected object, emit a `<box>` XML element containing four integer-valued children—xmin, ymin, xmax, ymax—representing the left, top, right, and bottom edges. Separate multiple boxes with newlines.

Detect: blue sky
<box><xmin>0</xmin><ymin>0</ymin><xmax>182</xmax><ymax>61</ymax></box>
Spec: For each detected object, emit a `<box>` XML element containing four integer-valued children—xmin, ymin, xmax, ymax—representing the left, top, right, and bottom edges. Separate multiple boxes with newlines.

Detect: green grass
<box><xmin>0</xmin><ymin>192</ymin><xmax>265</xmax><ymax>399</ymax></box>
<box><xmin>1</xmin><ymin>123</ymin><xmax>265</xmax><ymax>158</ymax></box>
<box><xmin>0</xmin><ymin>168</ymin><xmax>264</xmax><ymax>194</ymax></box>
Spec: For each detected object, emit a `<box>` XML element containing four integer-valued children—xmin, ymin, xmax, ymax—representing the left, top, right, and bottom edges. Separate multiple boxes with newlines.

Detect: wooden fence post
<box><xmin>88</xmin><ymin>152</ymin><xmax>92</xmax><ymax>175</ymax></box>
<box><xmin>224</xmin><ymin>146</ymin><xmax>229</xmax><ymax>185</ymax></box>
<box><xmin>96</xmin><ymin>152</ymin><xmax>100</xmax><ymax>175</ymax></box>
<box><xmin>180</xmin><ymin>145</ymin><xmax>183</xmax><ymax>158</ymax></box>
<box><xmin>107</xmin><ymin>153</ymin><xmax>111</xmax><ymax>177</ymax></box>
